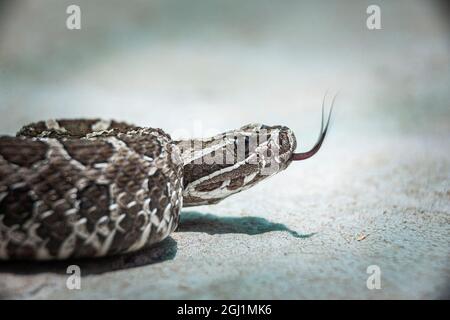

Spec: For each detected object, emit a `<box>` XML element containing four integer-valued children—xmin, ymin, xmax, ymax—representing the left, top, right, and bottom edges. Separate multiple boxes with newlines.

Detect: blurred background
<box><xmin>0</xmin><ymin>0</ymin><xmax>448</xmax><ymax>138</ymax></box>
<box><xmin>0</xmin><ymin>0</ymin><xmax>449</xmax><ymax>299</ymax></box>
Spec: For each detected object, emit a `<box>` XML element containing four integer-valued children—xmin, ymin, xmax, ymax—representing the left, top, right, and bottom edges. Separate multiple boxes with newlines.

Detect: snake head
<box><xmin>179</xmin><ymin>100</ymin><xmax>333</xmax><ymax>207</ymax></box>
<box><xmin>232</xmin><ymin>123</ymin><xmax>298</xmax><ymax>173</ymax></box>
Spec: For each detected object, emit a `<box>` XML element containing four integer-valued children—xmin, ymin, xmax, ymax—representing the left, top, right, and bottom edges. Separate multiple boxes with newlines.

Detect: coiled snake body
<box><xmin>0</xmin><ymin>114</ymin><xmax>331</xmax><ymax>260</ymax></box>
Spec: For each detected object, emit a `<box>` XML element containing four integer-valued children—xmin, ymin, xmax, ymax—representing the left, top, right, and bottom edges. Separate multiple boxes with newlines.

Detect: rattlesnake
<box><xmin>0</xmin><ymin>107</ymin><xmax>332</xmax><ymax>260</ymax></box>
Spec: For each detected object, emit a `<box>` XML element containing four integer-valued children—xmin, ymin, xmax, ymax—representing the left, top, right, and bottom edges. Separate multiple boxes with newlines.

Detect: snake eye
<box><xmin>278</xmin><ymin>131</ymin><xmax>291</xmax><ymax>154</ymax></box>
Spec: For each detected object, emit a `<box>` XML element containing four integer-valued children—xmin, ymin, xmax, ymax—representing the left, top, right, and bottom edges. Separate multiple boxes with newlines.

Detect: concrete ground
<box><xmin>0</xmin><ymin>0</ymin><xmax>449</xmax><ymax>299</ymax></box>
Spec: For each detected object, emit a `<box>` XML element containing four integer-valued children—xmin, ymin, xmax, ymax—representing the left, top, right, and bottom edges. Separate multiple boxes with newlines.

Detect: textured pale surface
<box><xmin>0</xmin><ymin>0</ymin><xmax>449</xmax><ymax>299</ymax></box>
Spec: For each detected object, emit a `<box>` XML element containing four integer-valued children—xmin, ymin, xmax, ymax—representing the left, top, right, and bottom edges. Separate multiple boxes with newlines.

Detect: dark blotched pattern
<box><xmin>0</xmin><ymin>120</ymin><xmax>183</xmax><ymax>260</ymax></box>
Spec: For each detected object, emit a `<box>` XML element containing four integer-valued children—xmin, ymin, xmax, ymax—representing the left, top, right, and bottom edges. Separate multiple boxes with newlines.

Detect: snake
<box><xmin>0</xmin><ymin>104</ymin><xmax>333</xmax><ymax>260</ymax></box>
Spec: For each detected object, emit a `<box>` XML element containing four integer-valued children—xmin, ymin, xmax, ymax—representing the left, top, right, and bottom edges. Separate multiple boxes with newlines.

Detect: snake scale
<box><xmin>0</xmin><ymin>106</ymin><xmax>332</xmax><ymax>260</ymax></box>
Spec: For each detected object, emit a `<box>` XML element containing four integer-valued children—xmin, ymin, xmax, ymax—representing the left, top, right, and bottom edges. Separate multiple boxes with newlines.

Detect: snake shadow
<box><xmin>0</xmin><ymin>212</ymin><xmax>312</xmax><ymax>275</ymax></box>
<box><xmin>178</xmin><ymin>211</ymin><xmax>314</xmax><ymax>239</ymax></box>
<box><xmin>0</xmin><ymin>237</ymin><xmax>178</xmax><ymax>276</ymax></box>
